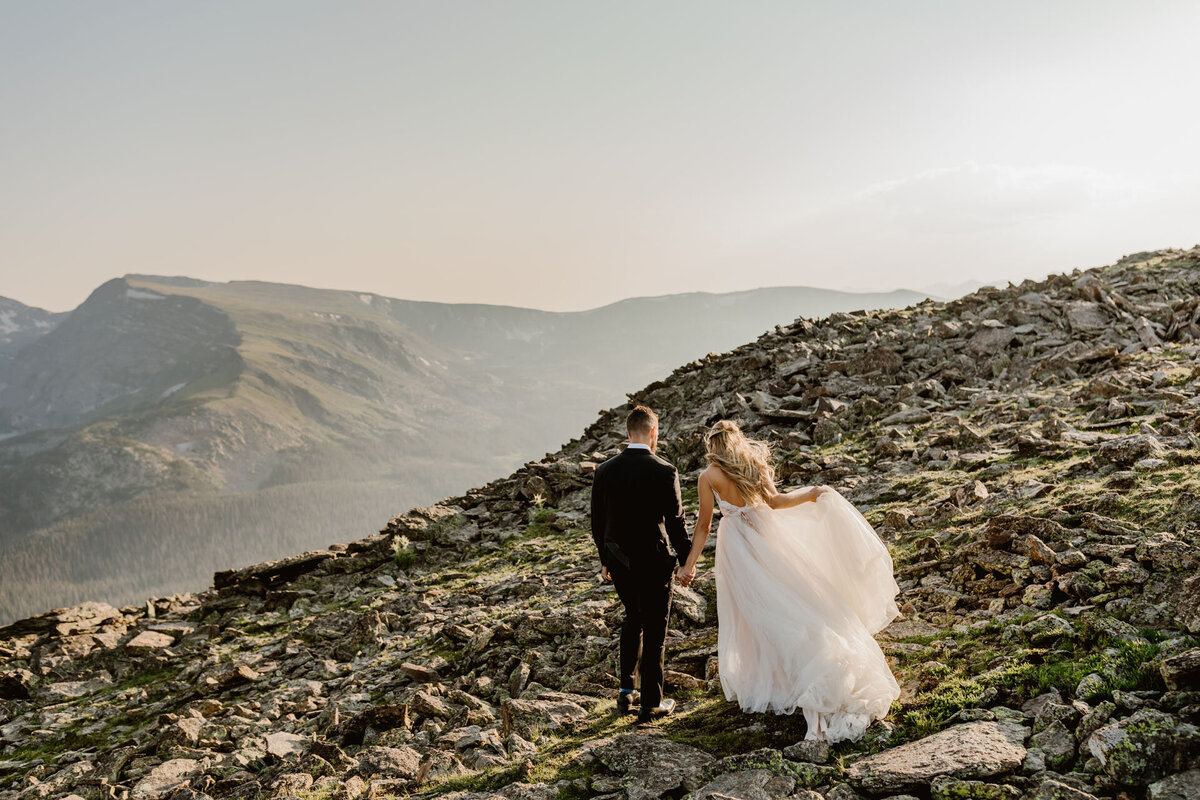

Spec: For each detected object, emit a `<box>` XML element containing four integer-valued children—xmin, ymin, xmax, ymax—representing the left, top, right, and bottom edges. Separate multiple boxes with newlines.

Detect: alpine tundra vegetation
<box><xmin>4</xmin><ymin>247</ymin><xmax>1200</xmax><ymax>799</ymax></box>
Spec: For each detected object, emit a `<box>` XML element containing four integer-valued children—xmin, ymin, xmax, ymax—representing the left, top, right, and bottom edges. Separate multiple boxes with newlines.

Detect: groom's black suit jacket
<box><xmin>590</xmin><ymin>446</ymin><xmax>691</xmax><ymax>573</ymax></box>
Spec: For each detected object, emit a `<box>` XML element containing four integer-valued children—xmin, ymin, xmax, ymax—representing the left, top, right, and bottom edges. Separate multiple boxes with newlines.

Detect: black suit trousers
<box><xmin>609</xmin><ymin>556</ymin><xmax>674</xmax><ymax>711</ymax></box>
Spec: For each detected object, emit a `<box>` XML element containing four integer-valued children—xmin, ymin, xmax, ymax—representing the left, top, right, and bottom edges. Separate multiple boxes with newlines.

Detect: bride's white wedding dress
<box><xmin>714</xmin><ymin>487</ymin><xmax>901</xmax><ymax>742</ymax></box>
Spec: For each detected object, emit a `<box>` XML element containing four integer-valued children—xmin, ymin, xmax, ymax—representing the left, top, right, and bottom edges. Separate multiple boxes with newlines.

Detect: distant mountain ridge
<box><xmin>0</xmin><ymin>296</ymin><xmax>66</xmax><ymax>368</ymax></box>
<box><xmin>0</xmin><ymin>275</ymin><xmax>928</xmax><ymax>622</ymax></box>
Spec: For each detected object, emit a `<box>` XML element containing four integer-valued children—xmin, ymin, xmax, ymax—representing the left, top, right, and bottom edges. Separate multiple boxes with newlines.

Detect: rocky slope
<box><xmin>0</xmin><ymin>274</ymin><xmax>923</xmax><ymax>623</ymax></box>
<box><xmin>0</xmin><ymin>297</ymin><xmax>64</xmax><ymax>368</ymax></box>
<box><xmin>4</xmin><ymin>247</ymin><xmax>1200</xmax><ymax>800</ymax></box>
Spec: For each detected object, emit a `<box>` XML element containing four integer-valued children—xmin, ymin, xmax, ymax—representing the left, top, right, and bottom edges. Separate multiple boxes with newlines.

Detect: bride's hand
<box><xmin>676</xmin><ymin>563</ymin><xmax>697</xmax><ymax>587</ymax></box>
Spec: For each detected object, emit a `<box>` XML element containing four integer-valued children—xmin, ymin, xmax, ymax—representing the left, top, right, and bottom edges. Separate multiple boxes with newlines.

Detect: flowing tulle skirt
<box><xmin>714</xmin><ymin>488</ymin><xmax>900</xmax><ymax>742</ymax></box>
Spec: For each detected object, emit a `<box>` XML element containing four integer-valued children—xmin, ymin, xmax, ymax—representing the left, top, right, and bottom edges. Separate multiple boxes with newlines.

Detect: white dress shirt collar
<box><xmin>626</xmin><ymin>442</ymin><xmax>651</xmax><ymax>451</ymax></box>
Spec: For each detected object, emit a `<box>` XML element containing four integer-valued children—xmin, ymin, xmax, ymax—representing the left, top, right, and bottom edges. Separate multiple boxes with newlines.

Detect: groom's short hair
<box><xmin>627</xmin><ymin>405</ymin><xmax>658</xmax><ymax>436</ymax></box>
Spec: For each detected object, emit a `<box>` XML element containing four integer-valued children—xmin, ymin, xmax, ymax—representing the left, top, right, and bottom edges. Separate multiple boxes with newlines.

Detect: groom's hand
<box><xmin>676</xmin><ymin>564</ymin><xmax>696</xmax><ymax>587</ymax></box>
<box><xmin>601</xmin><ymin>566</ymin><xmax>611</xmax><ymax>582</ymax></box>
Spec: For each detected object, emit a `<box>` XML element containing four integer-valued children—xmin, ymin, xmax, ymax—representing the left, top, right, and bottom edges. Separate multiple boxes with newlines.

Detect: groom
<box><xmin>590</xmin><ymin>405</ymin><xmax>691</xmax><ymax>723</ymax></box>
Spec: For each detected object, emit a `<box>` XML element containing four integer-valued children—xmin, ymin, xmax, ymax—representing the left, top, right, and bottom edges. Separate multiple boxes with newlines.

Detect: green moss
<box><xmin>659</xmin><ymin>697</ymin><xmax>807</xmax><ymax>757</ymax></box>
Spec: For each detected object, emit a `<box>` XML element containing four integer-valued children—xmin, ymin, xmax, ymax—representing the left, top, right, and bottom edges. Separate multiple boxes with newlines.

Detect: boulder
<box><xmin>1160</xmin><ymin>648</ymin><xmax>1200</xmax><ymax>690</ymax></box>
<box><xmin>156</xmin><ymin>716</ymin><xmax>204</xmax><ymax>752</ymax></box>
<box><xmin>1179</xmin><ymin>574</ymin><xmax>1200</xmax><ymax>633</ymax></box>
<box><xmin>1066</xmin><ymin>302</ymin><xmax>1109</xmax><ymax>332</ymax></box>
<box><xmin>401</xmin><ymin>662</ymin><xmax>441</xmax><ymax>683</ymax></box>
<box><xmin>1096</xmin><ymin>435</ymin><xmax>1168</xmax><ymax>467</ymax></box>
<box><xmin>0</xmin><ymin>668</ymin><xmax>36</xmax><ymax>700</ymax></box>
<box><xmin>500</xmin><ymin>697</ymin><xmax>588</xmax><ymax>737</ymax></box>
<box><xmin>1086</xmin><ymin>709</ymin><xmax>1200</xmax><ymax>785</ymax></box>
<box><xmin>593</xmin><ymin>733</ymin><xmax>715</xmax><ymax>797</ymax></box>
<box><xmin>1030</xmin><ymin>719</ymin><xmax>1076</xmax><ymax>771</ymax></box>
<box><xmin>410</xmin><ymin>690</ymin><xmax>455</xmax><ymax>720</ymax></box>
<box><xmin>1030</xmin><ymin>779</ymin><xmax>1100</xmax><ymax>800</ymax></box>
<box><xmin>1149</xmin><ymin>769</ymin><xmax>1200</xmax><ymax>800</ymax></box>
<box><xmin>125</xmin><ymin>630</ymin><xmax>176</xmax><ymax>653</ymax></box>
<box><xmin>930</xmin><ymin>775</ymin><xmax>1020</xmax><ymax>800</ymax></box>
<box><xmin>846</xmin><ymin>721</ymin><xmax>1027</xmax><ymax>793</ymax></box>
<box><xmin>690</xmin><ymin>769</ymin><xmax>796</xmax><ymax>800</ymax></box>
<box><xmin>357</xmin><ymin>745</ymin><xmax>422</xmax><ymax>779</ymax></box>
<box><xmin>264</xmin><ymin>731</ymin><xmax>309</xmax><ymax>759</ymax></box>
<box><xmin>130</xmin><ymin>758</ymin><xmax>201</xmax><ymax>800</ymax></box>
<box><xmin>782</xmin><ymin>739</ymin><xmax>830</xmax><ymax>764</ymax></box>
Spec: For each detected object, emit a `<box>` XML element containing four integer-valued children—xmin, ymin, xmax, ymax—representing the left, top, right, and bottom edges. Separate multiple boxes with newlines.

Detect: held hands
<box><xmin>675</xmin><ymin>563</ymin><xmax>697</xmax><ymax>587</ymax></box>
<box><xmin>807</xmin><ymin>485</ymin><xmax>834</xmax><ymax>502</ymax></box>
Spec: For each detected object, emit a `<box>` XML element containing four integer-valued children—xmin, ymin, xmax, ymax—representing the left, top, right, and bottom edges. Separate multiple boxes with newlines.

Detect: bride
<box><xmin>674</xmin><ymin>420</ymin><xmax>901</xmax><ymax>742</ymax></box>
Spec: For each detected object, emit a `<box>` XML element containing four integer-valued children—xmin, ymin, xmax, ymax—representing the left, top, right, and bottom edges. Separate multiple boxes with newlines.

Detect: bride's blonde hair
<box><xmin>705</xmin><ymin>420</ymin><xmax>775</xmax><ymax>504</ymax></box>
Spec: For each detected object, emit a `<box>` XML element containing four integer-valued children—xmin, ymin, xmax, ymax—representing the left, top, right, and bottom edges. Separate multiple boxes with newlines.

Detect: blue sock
<box><xmin>619</xmin><ymin>689</ymin><xmax>633</xmax><ymax>695</ymax></box>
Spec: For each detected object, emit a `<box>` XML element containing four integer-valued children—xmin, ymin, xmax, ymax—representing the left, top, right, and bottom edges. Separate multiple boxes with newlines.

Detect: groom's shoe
<box><xmin>616</xmin><ymin>692</ymin><xmax>637</xmax><ymax>715</ymax></box>
<box><xmin>636</xmin><ymin>697</ymin><xmax>676</xmax><ymax>724</ymax></box>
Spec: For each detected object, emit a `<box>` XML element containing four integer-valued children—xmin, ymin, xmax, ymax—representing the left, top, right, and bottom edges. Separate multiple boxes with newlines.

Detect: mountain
<box><xmin>2</xmin><ymin>246</ymin><xmax>1199</xmax><ymax>799</ymax></box>
<box><xmin>0</xmin><ymin>297</ymin><xmax>65</xmax><ymax>367</ymax></box>
<box><xmin>917</xmin><ymin>278</ymin><xmax>1006</xmax><ymax>300</ymax></box>
<box><xmin>0</xmin><ymin>276</ymin><xmax>928</xmax><ymax>622</ymax></box>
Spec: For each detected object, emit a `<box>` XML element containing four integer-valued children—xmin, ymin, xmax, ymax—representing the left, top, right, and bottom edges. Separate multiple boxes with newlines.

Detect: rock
<box><xmin>336</xmin><ymin>703</ymin><xmax>410</xmax><ymax>745</ymax></box>
<box><xmin>1136</xmin><ymin>532</ymin><xmax>1200</xmax><ymax>572</ymax></box>
<box><xmin>881</xmin><ymin>406</ymin><xmax>933</xmax><ymax>426</ymax></box>
<box><xmin>1033</xmin><ymin>702</ymin><xmax>1081</xmax><ymax>732</ymax></box>
<box><xmin>334</xmin><ymin>774</ymin><xmax>367</xmax><ymax>800</ymax></box>
<box><xmin>1148</xmin><ymin>769</ymin><xmax>1200</xmax><ymax>800</ymax></box>
<box><xmin>401</xmin><ymin>662</ymin><xmax>441</xmax><ymax>683</ymax></box>
<box><xmin>783</xmin><ymin>791</ymin><xmax>824</xmax><ymax>800</ymax></box>
<box><xmin>214</xmin><ymin>550</ymin><xmax>336</xmax><ymax>595</ymax></box>
<box><xmin>1030</xmin><ymin>719</ymin><xmax>1076</xmax><ymax>771</ymax></box>
<box><xmin>1179</xmin><ymin>575</ymin><xmax>1200</xmax><ymax>634</ymax></box>
<box><xmin>264</xmin><ymin>731</ymin><xmax>309</xmax><ymax>759</ymax></box>
<box><xmin>0</xmin><ymin>669</ymin><xmax>35</xmax><ymax>700</ymax></box>
<box><xmin>1024</xmin><ymin>614</ymin><xmax>1075</xmax><ymax>644</ymax></box>
<box><xmin>690</xmin><ymin>769</ymin><xmax>796</xmax><ymax>800</ymax></box>
<box><xmin>156</xmin><ymin>716</ymin><xmax>204</xmax><ymax>751</ymax></box>
<box><xmin>1076</xmin><ymin>701</ymin><xmax>1117</xmax><ymax>743</ymax></box>
<box><xmin>1022</xmin><ymin>535</ymin><xmax>1057</xmax><ymax>565</ymax></box>
<box><xmin>273</xmin><ymin>773</ymin><xmax>315</xmax><ymax>796</ymax></box>
<box><xmin>334</xmin><ymin>610</ymin><xmax>387</xmax><ymax>659</ymax></box>
<box><xmin>969</xmin><ymin>325</ymin><xmax>1017</xmax><ymax>355</ymax></box>
<box><xmin>846</xmin><ymin>721</ymin><xmax>1027</xmax><ymax>793</ymax></box>
<box><xmin>501</xmin><ymin>697</ymin><xmax>588</xmax><ymax>737</ymax></box>
<box><xmin>823</xmin><ymin>786</ymin><xmax>864</xmax><ymax>800</ymax></box>
<box><xmin>781</xmin><ymin>739</ymin><xmax>830</xmax><ymax>764</ymax></box>
<box><xmin>357</xmin><ymin>745</ymin><xmax>422</xmax><ymax>779</ymax></box>
<box><xmin>1066</xmin><ymin>302</ymin><xmax>1109</xmax><ymax>332</ymax></box>
<box><xmin>130</xmin><ymin>759</ymin><xmax>201</xmax><ymax>800</ymax></box>
<box><xmin>125</xmin><ymin>630</ymin><xmax>176</xmax><ymax>653</ymax></box>
<box><xmin>41</xmin><ymin>672</ymin><xmax>114</xmax><ymax>700</ymax></box>
<box><xmin>1075</xmin><ymin>674</ymin><xmax>1107</xmax><ymax>703</ymax></box>
<box><xmin>671</xmin><ymin>585</ymin><xmax>706</xmax><ymax>624</ymax></box>
<box><xmin>955</xmin><ymin>480</ymin><xmax>989</xmax><ymax>505</ymax></box>
<box><xmin>593</xmin><ymin>733</ymin><xmax>715</xmax><ymax>797</ymax></box>
<box><xmin>813</xmin><ymin>418</ymin><xmax>844</xmax><ymax>446</ymax></box>
<box><xmin>985</xmin><ymin>515</ymin><xmax>1065</xmax><ymax>546</ymax></box>
<box><xmin>410</xmin><ymin>690</ymin><xmax>455</xmax><ymax>720</ymax></box>
<box><xmin>202</xmin><ymin>663</ymin><xmax>259</xmax><ymax>692</ymax></box>
<box><xmin>1086</xmin><ymin>708</ymin><xmax>1200</xmax><ymax>785</ymax></box>
<box><xmin>929</xmin><ymin>775</ymin><xmax>1020</xmax><ymax>800</ymax></box>
<box><xmin>1161</xmin><ymin>648</ymin><xmax>1200</xmax><ymax>690</ymax></box>
<box><xmin>1096</xmin><ymin>435</ymin><xmax>1168</xmax><ymax>467</ymax></box>
<box><xmin>1030</xmin><ymin>779</ymin><xmax>1100</xmax><ymax>800</ymax></box>
<box><xmin>509</xmin><ymin>661</ymin><xmax>532</xmax><ymax>696</ymax></box>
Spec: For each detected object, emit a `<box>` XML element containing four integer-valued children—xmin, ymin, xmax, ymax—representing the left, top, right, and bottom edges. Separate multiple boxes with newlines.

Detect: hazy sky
<box><xmin>3</xmin><ymin>1</ymin><xmax>1199</xmax><ymax>312</ymax></box>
